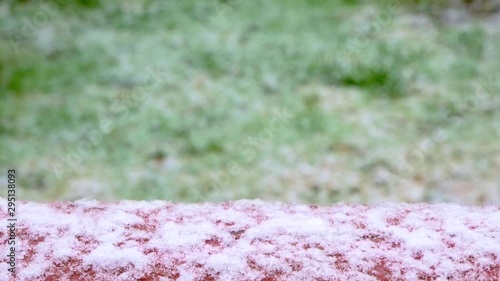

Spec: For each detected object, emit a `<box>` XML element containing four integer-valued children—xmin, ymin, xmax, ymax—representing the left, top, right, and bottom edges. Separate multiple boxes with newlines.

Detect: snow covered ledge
<box><xmin>1</xmin><ymin>199</ymin><xmax>499</xmax><ymax>280</ymax></box>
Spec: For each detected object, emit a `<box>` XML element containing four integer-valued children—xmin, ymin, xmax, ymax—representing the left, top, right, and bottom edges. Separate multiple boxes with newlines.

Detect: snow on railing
<box><xmin>1</xmin><ymin>199</ymin><xmax>499</xmax><ymax>280</ymax></box>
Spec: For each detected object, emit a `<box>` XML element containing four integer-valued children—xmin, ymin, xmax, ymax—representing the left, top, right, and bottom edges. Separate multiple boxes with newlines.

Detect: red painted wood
<box><xmin>1</xmin><ymin>199</ymin><xmax>499</xmax><ymax>280</ymax></box>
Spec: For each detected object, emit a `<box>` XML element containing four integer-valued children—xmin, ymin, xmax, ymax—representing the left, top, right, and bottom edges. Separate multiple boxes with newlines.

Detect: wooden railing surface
<box><xmin>1</xmin><ymin>199</ymin><xmax>499</xmax><ymax>280</ymax></box>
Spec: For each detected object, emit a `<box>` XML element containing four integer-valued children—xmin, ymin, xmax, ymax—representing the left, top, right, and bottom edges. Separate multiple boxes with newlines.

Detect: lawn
<box><xmin>1</xmin><ymin>0</ymin><xmax>499</xmax><ymax>204</ymax></box>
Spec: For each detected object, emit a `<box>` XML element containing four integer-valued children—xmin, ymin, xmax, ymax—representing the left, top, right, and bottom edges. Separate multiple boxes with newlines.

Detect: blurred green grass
<box><xmin>1</xmin><ymin>0</ymin><xmax>499</xmax><ymax>204</ymax></box>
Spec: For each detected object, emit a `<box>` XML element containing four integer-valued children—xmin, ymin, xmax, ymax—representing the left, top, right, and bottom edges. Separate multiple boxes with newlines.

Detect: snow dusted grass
<box><xmin>1</xmin><ymin>199</ymin><xmax>499</xmax><ymax>280</ymax></box>
<box><xmin>0</xmin><ymin>1</ymin><xmax>499</xmax><ymax>203</ymax></box>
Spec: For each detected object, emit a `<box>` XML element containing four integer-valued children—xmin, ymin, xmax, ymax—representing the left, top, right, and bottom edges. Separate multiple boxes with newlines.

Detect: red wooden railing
<box><xmin>1</xmin><ymin>199</ymin><xmax>499</xmax><ymax>280</ymax></box>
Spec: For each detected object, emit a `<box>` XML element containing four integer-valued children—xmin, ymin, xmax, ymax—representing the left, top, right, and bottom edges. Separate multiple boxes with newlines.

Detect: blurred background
<box><xmin>0</xmin><ymin>0</ymin><xmax>499</xmax><ymax>204</ymax></box>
